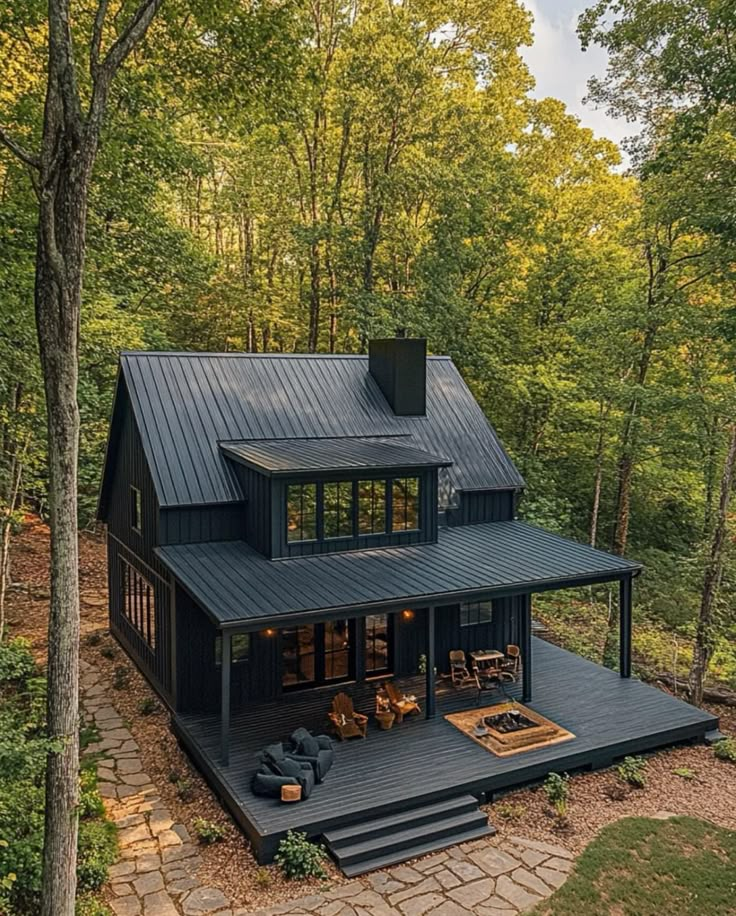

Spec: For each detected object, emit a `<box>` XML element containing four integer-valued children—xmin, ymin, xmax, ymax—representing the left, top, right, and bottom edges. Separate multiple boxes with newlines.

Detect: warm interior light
<box><xmin>263</xmin><ymin>628</ymin><xmax>276</xmax><ymax>637</ymax></box>
<box><xmin>402</xmin><ymin>609</ymin><xmax>414</xmax><ymax>621</ymax></box>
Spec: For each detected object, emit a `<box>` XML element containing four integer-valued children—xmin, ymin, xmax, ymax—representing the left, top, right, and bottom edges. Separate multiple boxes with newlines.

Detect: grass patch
<box><xmin>535</xmin><ymin>816</ymin><xmax>736</xmax><ymax>916</ymax></box>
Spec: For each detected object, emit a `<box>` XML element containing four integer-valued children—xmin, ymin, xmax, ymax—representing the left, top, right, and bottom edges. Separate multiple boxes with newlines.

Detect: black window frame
<box><xmin>391</xmin><ymin>476</ymin><xmax>421</xmax><ymax>532</ymax></box>
<box><xmin>286</xmin><ymin>482</ymin><xmax>318</xmax><ymax>543</ymax></box>
<box><xmin>323</xmin><ymin>481</ymin><xmax>355</xmax><ymax>540</ymax></box>
<box><xmin>357</xmin><ymin>478</ymin><xmax>388</xmax><ymax>537</ymax></box>
<box><xmin>130</xmin><ymin>486</ymin><xmax>142</xmax><ymax>535</ymax></box>
<box><xmin>215</xmin><ymin>632</ymin><xmax>251</xmax><ymax>667</ymax></box>
<box><xmin>460</xmin><ymin>600</ymin><xmax>493</xmax><ymax>627</ymax></box>
<box><xmin>120</xmin><ymin>558</ymin><xmax>155</xmax><ymax>650</ymax></box>
<box><xmin>364</xmin><ymin>613</ymin><xmax>394</xmax><ymax>676</ymax></box>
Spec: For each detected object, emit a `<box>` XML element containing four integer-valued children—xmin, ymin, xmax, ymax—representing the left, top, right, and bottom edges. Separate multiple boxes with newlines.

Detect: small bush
<box><xmin>254</xmin><ymin>867</ymin><xmax>272</xmax><ymax>888</ymax></box>
<box><xmin>176</xmin><ymin>779</ymin><xmax>195</xmax><ymax>803</ymax></box>
<box><xmin>168</xmin><ymin>769</ymin><xmax>181</xmax><ymax>784</ymax></box>
<box><xmin>80</xmin><ymin>721</ymin><xmax>101</xmax><ymax>751</ymax></box>
<box><xmin>193</xmin><ymin>818</ymin><xmax>226</xmax><ymax>845</ymax></box>
<box><xmin>99</xmin><ymin>646</ymin><xmax>116</xmax><ymax>660</ymax></box>
<box><xmin>616</xmin><ymin>755</ymin><xmax>647</xmax><ymax>788</ymax></box>
<box><xmin>673</xmin><ymin>766</ymin><xmax>696</xmax><ymax>780</ymax></box>
<box><xmin>138</xmin><ymin>696</ymin><xmax>157</xmax><ymax>716</ymax></box>
<box><xmin>86</xmin><ymin>633</ymin><xmax>102</xmax><ymax>647</ymax></box>
<box><xmin>543</xmin><ymin>772</ymin><xmax>570</xmax><ymax>819</ymax></box>
<box><xmin>275</xmin><ymin>830</ymin><xmax>327</xmax><ymax>880</ymax></box>
<box><xmin>77</xmin><ymin>819</ymin><xmax>118</xmax><ymax>892</ymax></box>
<box><xmin>112</xmin><ymin>666</ymin><xmax>129</xmax><ymax>690</ymax></box>
<box><xmin>0</xmin><ymin>638</ymin><xmax>35</xmax><ymax>683</ymax></box>
<box><xmin>713</xmin><ymin>738</ymin><xmax>736</xmax><ymax>763</ymax></box>
<box><xmin>76</xmin><ymin>893</ymin><xmax>113</xmax><ymax>916</ymax></box>
<box><xmin>495</xmin><ymin>802</ymin><xmax>526</xmax><ymax>820</ymax></box>
<box><xmin>79</xmin><ymin>765</ymin><xmax>105</xmax><ymax>820</ymax></box>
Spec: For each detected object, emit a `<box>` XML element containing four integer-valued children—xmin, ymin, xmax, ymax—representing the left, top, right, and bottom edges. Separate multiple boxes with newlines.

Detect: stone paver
<box><xmin>81</xmin><ymin>656</ymin><xmax>577</xmax><ymax>916</ymax></box>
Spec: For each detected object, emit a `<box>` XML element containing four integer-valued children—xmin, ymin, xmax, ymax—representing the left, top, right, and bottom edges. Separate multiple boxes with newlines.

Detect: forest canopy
<box><xmin>1</xmin><ymin>0</ymin><xmax>735</xmax><ymax>686</ymax></box>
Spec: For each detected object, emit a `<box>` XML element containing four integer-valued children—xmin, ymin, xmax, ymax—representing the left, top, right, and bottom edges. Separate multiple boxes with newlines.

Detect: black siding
<box><xmin>447</xmin><ymin>489</ymin><xmax>517</xmax><ymax>525</ymax></box>
<box><xmin>159</xmin><ymin>505</ymin><xmax>246</xmax><ymax>545</ymax></box>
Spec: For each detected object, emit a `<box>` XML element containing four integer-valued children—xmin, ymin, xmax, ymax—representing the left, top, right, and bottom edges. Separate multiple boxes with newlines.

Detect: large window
<box><xmin>460</xmin><ymin>600</ymin><xmax>493</xmax><ymax>627</ymax></box>
<box><xmin>324</xmin><ymin>619</ymin><xmax>351</xmax><ymax>681</ymax></box>
<box><xmin>120</xmin><ymin>559</ymin><xmax>155</xmax><ymax>649</ymax></box>
<box><xmin>392</xmin><ymin>477</ymin><xmax>420</xmax><ymax>531</ymax></box>
<box><xmin>215</xmin><ymin>633</ymin><xmax>251</xmax><ymax>666</ymax></box>
<box><xmin>357</xmin><ymin>480</ymin><xmax>387</xmax><ymax>535</ymax></box>
<box><xmin>323</xmin><ymin>482</ymin><xmax>354</xmax><ymax>539</ymax></box>
<box><xmin>282</xmin><ymin>625</ymin><xmax>316</xmax><ymax>687</ymax></box>
<box><xmin>287</xmin><ymin>483</ymin><xmax>317</xmax><ymax>542</ymax></box>
<box><xmin>365</xmin><ymin>613</ymin><xmax>392</xmax><ymax>674</ymax></box>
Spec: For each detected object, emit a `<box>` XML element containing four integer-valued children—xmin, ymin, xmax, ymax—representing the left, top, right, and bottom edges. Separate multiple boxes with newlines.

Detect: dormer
<box><xmin>220</xmin><ymin>437</ymin><xmax>452</xmax><ymax>558</ymax></box>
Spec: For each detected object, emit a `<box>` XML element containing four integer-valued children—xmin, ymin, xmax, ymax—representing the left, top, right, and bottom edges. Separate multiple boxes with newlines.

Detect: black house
<box><xmin>98</xmin><ymin>338</ymin><xmax>718</xmax><ymax>870</ymax></box>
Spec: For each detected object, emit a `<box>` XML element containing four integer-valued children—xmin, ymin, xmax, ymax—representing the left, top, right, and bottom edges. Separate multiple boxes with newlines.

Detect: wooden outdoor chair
<box><xmin>449</xmin><ymin>649</ymin><xmax>471</xmax><ymax>686</ymax></box>
<box><xmin>328</xmin><ymin>692</ymin><xmax>368</xmax><ymax>740</ymax></box>
<box><xmin>384</xmin><ymin>680</ymin><xmax>421</xmax><ymax>723</ymax></box>
<box><xmin>501</xmin><ymin>644</ymin><xmax>521</xmax><ymax>682</ymax></box>
<box><xmin>473</xmin><ymin>663</ymin><xmax>508</xmax><ymax>705</ymax></box>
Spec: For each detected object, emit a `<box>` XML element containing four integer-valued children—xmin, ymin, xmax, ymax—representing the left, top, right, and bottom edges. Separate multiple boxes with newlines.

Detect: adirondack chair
<box><xmin>449</xmin><ymin>649</ymin><xmax>471</xmax><ymax>686</ymax></box>
<box><xmin>384</xmin><ymin>680</ymin><xmax>421</xmax><ymax>723</ymax></box>
<box><xmin>329</xmin><ymin>692</ymin><xmax>368</xmax><ymax>740</ymax></box>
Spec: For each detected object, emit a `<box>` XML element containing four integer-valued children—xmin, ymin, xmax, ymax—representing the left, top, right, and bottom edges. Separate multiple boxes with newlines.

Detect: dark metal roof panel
<box><xmin>156</xmin><ymin>521</ymin><xmax>641</xmax><ymax>626</ymax></box>
<box><xmin>220</xmin><ymin>436</ymin><xmax>453</xmax><ymax>475</ymax></box>
<box><xmin>120</xmin><ymin>352</ymin><xmax>525</xmax><ymax>507</ymax></box>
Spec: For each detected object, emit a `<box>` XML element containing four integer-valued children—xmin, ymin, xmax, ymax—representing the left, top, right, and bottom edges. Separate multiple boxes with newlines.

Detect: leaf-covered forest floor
<box><xmin>4</xmin><ymin>518</ymin><xmax>736</xmax><ymax>910</ymax></box>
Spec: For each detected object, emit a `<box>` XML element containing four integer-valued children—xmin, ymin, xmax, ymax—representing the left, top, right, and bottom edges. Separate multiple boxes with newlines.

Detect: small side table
<box><xmin>281</xmin><ymin>784</ymin><xmax>302</xmax><ymax>803</ymax></box>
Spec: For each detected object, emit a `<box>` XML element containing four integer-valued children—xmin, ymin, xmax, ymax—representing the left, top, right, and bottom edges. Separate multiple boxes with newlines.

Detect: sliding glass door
<box><xmin>282</xmin><ymin>620</ymin><xmax>354</xmax><ymax>690</ymax></box>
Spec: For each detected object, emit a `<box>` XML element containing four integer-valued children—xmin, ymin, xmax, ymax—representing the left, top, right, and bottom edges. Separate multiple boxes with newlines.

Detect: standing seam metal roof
<box><xmin>155</xmin><ymin>520</ymin><xmax>641</xmax><ymax>626</ymax></box>
<box><xmin>119</xmin><ymin>352</ymin><xmax>525</xmax><ymax>508</ymax></box>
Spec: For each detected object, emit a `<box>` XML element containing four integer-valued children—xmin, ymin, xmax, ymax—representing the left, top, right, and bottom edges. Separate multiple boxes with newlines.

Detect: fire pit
<box><xmin>445</xmin><ymin>702</ymin><xmax>575</xmax><ymax>757</ymax></box>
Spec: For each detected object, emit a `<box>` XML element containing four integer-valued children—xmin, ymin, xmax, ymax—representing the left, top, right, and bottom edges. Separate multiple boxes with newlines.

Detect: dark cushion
<box><xmin>316</xmin><ymin>735</ymin><xmax>333</xmax><ymax>751</ymax></box>
<box><xmin>291</xmin><ymin>728</ymin><xmax>320</xmax><ymax>757</ymax></box>
<box><xmin>251</xmin><ymin>771</ymin><xmax>299</xmax><ymax>798</ymax></box>
<box><xmin>279</xmin><ymin>757</ymin><xmax>305</xmax><ymax>779</ymax></box>
<box><xmin>288</xmin><ymin>747</ymin><xmax>334</xmax><ymax>783</ymax></box>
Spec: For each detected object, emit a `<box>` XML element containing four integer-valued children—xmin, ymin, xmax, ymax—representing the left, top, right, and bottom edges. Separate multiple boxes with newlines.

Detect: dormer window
<box><xmin>324</xmin><ymin>481</ymin><xmax>354</xmax><ymax>539</ymax></box>
<box><xmin>392</xmin><ymin>477</ymin><xmax>420</xmax><ymax>531</ymax></box>
<box><xmin>287</xmin><ymin>483</ymin><xmax>317</xmax><ymax>542</ymax></box>
<box><xmin>357</xmin><ymin>480</ymin><xmax>387</xmax><ymax>535</ymax></box>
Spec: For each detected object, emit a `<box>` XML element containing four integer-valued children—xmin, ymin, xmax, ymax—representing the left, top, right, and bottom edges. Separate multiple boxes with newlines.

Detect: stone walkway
<box><xmin>244</xmin><ymin>837</ymin><xmax>573</xmax><ymax>915</ymax></box>
<box><xmin>81</xmin><ymin>657</ymin><xmax>573</xmax><ymax>916</ymax></box>
<box><xmin>80</xmin><ymin>658</ymin><xmax>233</xmax><ymax>916</ymax></box>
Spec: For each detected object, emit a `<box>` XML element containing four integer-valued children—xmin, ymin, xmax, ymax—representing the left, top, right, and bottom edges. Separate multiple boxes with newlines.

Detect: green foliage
<box><xmin>76</xmin><ymin>895</ymin><xmax>113</xmax><ymax>916</ymax></box>
<box><xmin>176</xmin><ymin>779</ymin><xmax>195</xmax><ymax>803</ymax></box>
<box><xmin>275</xmin><ymin>830</ymin><xmax>328</xmax><ymax>880</ymax></box>
<box><xmin>192</xmin><ymin>817</ymin><xmax>226</xmax><ymax>845</ymax></box>
<box><xmin>0</xmin><ymin>638</ymin><xmax>35</xmax><ymax>683</ymax></box>
<box><xmin>543</xmin><ymin>773</ymin><xmax>570</xmax><ymax>819</ymax></box>
<box><xmin>254</xmin><ymin>867</ymin><xmax>272</xmax><ymax>888</ymax></box>
<box><xmin>77</xmin><ymin>819</ymin><xmax>118</xmax><ymax>893</ymax></box>
<box><xmin>494</xmin><ymin>802</ymin><xmax>527</xmax><ymax>820</ymax></box>
<box><xmin>673</xmin><ymin>767</ymin><xmax>696</xmax><ymax>780</ymax></box>
<box><xmin>79</xmin><ymin>763</ymin><xmax>105</xmax><ymax>820</ymax></box>
<box><xmin>112</xmin><ymin>666</ymin><xmax>129</xmax><ymax>690</ymax></box>
<box><xmin>138</xmin><ymin>696</ymin><xmax>157</xmax><ymax>716</ymax></box>
<box><xmin>617</xmin><ymin>756</ymin><xmax>648</xmax><ymax>788</ymax></box>
<box><xmin>536</xmin><ymin>816</ymin><xmax>736</xmax><ymax>916</ymax></box>
<box><xmin>713</xmin><ymin>738</ymin><xmax>736</xmax><ymax>763</ymax></box>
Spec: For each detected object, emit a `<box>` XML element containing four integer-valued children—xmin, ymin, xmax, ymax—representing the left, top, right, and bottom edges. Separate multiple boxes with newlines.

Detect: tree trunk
<box><xmin>688</xmin><ymin>422</ymin><xmax>736</xmax><ymax>706</ymax></box>
<box><xmin>589</xmin><ymin>412</ymin><xmax>605</xmax><ymax>548</ymax></box>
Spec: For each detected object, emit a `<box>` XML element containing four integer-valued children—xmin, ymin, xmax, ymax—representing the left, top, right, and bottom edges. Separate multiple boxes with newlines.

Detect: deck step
<box><xmin>705</xmin><ymin>729</ymin><xmax>726</xmax><ymax>745</ymax></box>
<box><xmin>323</xmin><ymin>794</ymin><xmax>495</xmax><ymax>876</ymax></box>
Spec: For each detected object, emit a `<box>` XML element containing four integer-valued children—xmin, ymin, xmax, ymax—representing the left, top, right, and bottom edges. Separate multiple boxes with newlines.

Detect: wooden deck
<box><xmin>173</xmin><ymin>638</ymin><xmax>718</xmax><ymax>861</ymax></box>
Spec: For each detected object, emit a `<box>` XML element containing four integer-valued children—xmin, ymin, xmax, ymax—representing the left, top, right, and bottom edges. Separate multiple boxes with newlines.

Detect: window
<box><xmin>460</xmin><ymin>601</ymin><xmax>493</xmax><ymax>627</ymax></box>
<box><xmin>324</xmin><ymin>619</ymin><xmax>351</xmax><ymax>681</ymax></box>
<box><xmin>120</xmin><ymin>559</ymin><xmax>155</xmax><ymax>649</ymax></box>
<box><xmin>215</xmin><ymin>633</ymin><xmax>251</xmax><ymax>666</ymax></box>
<box><xmin>287</xmin><ymin>483</ymin><xmax>317</xmax><ymax>542</ymax></box>
<box><xmin>323</xmin><ymin>482</ymin><xmax>354</xmax><ymax>539</ymax></box>
<box><xmin>365</xmin><ymin>613</ymin><xmax>392</xmax><ymax>674</ymax></box>
<box><xmin>357</xmin><ymin>480</ymin><xmax>387</xmax><ymax>535</ymax></box>
<box><xmin>392</xmin><ymin>477</ymin><xmax>420</xmax><ymax>531</ymax></box>
<box><xmin>130</xmin><ymin>486</ymin><xmax>142</xmax><ymax>534</ymax></box>
<box><xmin>282</xmin><ymin>625</ymin><xmax>316</xmax><ymax>688</ymax></box>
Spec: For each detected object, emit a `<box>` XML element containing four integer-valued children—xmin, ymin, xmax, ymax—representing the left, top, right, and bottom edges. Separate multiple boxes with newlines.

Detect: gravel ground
<box><xmin>5</xmin><ymin>517</ymin><xmax>736</xmax><ymax>909</ymax></box>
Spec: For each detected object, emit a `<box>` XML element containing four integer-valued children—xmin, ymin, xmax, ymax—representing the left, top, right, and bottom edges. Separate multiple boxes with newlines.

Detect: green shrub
<box><xmin>495</xmin><ymin>802</ymin><xmax>526</xmax><ymax>820</ymax></box>
<box><xmin>543</xmin><ymin>772</ymin><xmax>570</xmax><ymax>819</ymax></box>
<box><xmin>275</xmin><ymin>830</ymin><xmax>327</xmax><ymax>880</ymax></box>
<box><xmin>193</xmin><ymin>817</ymin><xmax>226</xmax><ymax>845</ymax></box>
<box><xmin>168</xmin><ymin>769</ymin><xmax>181</xmax><ymax>784</ymax></box>
<box><xmin>80</xmin><ymin>721</ymin><xmax>101</xmax><ymax>751</ymax></box>
<box><xmin>713</xmin><ymin>737</ymin><xmax>736</xmax><ymax>763</ymax></box>
<box><xmin>99</xmin><ymin>646</ymin><xmax>116</xmax><ymax>660</ymax></box>
<box><xmin>138</xmin><ymin>696</ymin><xmax>157</xmax><ymax>716</ymax></box>
<box><xmin>79</xmin><ymin>765</ymin><xmax>105</xmax><ymax>820</ymax></box>
<box><xmin>617</xmin><ymin>755</ymin><xmax>648</xmax><ymax>788</ymax></box>
<box><xmin>77</xmin><ymin>819</ymin><xmax>118</xmax><ymax>892</ymax></box>
<box><xmin>76</xmin><ymin>893</ymin><xmax>113</xmax><ymax>916</ymax></box>
<box><xmin>0</xmin><ymin>639</ymin><xmax>35</xmax><ymax>683</ymax></box>
<box><xmin>673</xmin><ymin>766</ymin><xmax>696</xmax><ymax>780</ymax></box>
<box><xmin>254</xmin><ymin>867</ymin><xmax>272</xmax><ymax>888</ymax></box>
<box><xmin>176</xmin><ymin>779</ymin><xmax>195</xmax><ymax>802</ymax></box>
<box><xmin>86</xmin><ymin>633</ymin><xmax>102</xmax><ymax>647</ymax></box>
<box><xmin>112</xmin><ymin>666</ymin><xmax>129</xmax><ymax>690</ymax></box>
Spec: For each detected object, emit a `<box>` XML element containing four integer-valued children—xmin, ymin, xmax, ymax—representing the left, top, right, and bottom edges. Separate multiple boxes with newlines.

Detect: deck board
<box><xmin>173</xmin><ymin>638</ymin><xmax>718</xmax><ymax>860</ymax></box>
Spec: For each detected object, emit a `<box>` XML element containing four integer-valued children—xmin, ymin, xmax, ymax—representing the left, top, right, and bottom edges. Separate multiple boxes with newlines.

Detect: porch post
<box><xmin>221</xmin><ymin>630</ymin><xmax>231</xmax><ymax>766</ymax></box>
<box><xmin>425</xmin><ymin>606</ymin><xmax>436</xmax><ymax>719</ymax></box>
<box><xmin>521</xmin><ymin>594</ymin><xmax>532</xmax><ymax>702</ymax></box>
<box><xmin>619</xmin><ymin>576</ymin><xmax>632</xmax><ymax>678</ymax></box>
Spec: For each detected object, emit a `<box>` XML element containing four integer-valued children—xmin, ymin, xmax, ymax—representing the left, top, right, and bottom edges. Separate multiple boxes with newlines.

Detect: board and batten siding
<box><xmin>103</xmin><ymin>392</ymin><xmax>172</xmax><ymax>698</ymax></box>
<box><xmin>159</xmin><ymin>504</ymin><xmax>247</xmax><ymax>545</ymax></box>
<box><xmin>447</xmin><ymin>489</ymin><xmax>517</xmax><ymax>526</ymax></box>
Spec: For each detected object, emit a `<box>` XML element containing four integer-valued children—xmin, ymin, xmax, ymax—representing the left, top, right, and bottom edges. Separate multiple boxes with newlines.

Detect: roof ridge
<box><xmin>120</xmin><ymin>351</ymin><xmax>452</xmax><ymax>360</ymax></box>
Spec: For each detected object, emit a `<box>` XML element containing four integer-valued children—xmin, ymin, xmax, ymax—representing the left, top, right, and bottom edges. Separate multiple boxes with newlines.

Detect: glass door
<box><xmin>282</xmin><ymin>620</ymin><xmax>354</xmax><ymax>689</ymax></box>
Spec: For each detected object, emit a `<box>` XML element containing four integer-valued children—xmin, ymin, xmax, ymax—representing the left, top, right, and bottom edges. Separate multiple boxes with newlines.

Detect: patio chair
<box><xmin>384</xmin><ymin>680</ymin><xmax>421</xmax><ymax>723</ymax></box>
<box><xmin>289</xmin><ymin>727</ymin><xmax>334</xmax><ymax>782</ymax></box>
<box><xmin>473</xmin><ymin>663</ymin><xmax>508</xmax><ymax>705</ymax></box>
<box><xmin>449</xmin><ymin>649</ymin><xmax>471</xmax><ymax>686</ymax></box>
<box><xmin>501</xmin><ymin>644</ymin><xmax>521</xmax><ymax>682</ymax></box>
<box><xmin>328</xmin><ymin>692</ymin><xmax>368</xmax><ymax>740</ymax></box>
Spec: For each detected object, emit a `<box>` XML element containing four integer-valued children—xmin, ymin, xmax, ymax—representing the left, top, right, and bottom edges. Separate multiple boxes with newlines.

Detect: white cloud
<box><xmin>520</xmin><ymin>0</ymin><xmax>638</xmax><ymax>158</ymax></box>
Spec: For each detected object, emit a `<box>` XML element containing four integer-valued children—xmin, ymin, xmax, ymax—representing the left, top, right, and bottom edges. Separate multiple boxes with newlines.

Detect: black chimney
<box><xmin>368</xmin><ymin>337</ymin><xmax>427</xmax><ymax>416</ymax></box>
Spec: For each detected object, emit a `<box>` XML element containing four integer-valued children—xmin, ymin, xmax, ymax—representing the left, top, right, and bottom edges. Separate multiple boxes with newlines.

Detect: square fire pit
<box><xmin>445</xmin><ymin>702</ymin><xmax>575</xmax><ymax>757</ymax></box>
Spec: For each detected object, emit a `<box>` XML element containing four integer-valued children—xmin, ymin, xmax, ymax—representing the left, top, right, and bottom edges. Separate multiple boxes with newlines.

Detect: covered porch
<box><xmin>172</xmin><ymin>637</ymin><xmax>719</xmax><ymax>864</ymax></box>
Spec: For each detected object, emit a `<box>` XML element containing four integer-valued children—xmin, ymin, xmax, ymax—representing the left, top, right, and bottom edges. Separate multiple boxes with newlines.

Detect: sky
<box><xmin>521</xmin><ymin>0</ymin><xmax>637</xmax><ymax>157</ymax></box>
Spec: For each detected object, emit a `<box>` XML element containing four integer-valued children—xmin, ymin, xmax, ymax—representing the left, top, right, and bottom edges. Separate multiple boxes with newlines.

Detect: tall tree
<box><xmin>0</xmin><ymin>0</ymin><xmax>163</xmax><ymax>911</ymax></box>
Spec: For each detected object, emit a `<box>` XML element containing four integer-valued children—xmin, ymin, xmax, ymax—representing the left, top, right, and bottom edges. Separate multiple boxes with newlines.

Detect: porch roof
<box><xmin>156</xmin><ymin>520</ymin><xmax>641</xmax><ymax>628</ymax></box>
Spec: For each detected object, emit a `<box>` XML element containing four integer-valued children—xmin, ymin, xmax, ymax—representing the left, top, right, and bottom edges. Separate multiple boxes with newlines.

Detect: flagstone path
<box><xmin>81</xmin><ymin>657</ymin><xmax>574</xmax><ymax>916</ymax></box>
